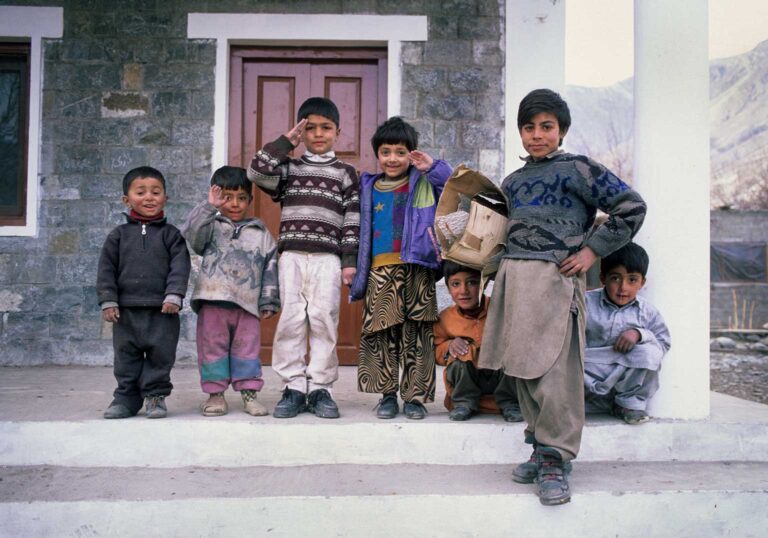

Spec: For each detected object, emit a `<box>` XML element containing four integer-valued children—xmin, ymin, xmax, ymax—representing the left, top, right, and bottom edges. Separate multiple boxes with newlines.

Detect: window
<box><xmin>0</xmin><ymin>43</ymin><xmax>30</xmax><ymax>226</ymax></box>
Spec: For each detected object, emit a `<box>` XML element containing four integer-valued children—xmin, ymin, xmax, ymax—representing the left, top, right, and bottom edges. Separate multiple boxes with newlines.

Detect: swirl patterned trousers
<box><xmin>357</xmin><ymin>264</ymin><xmax>438</xmax><ymax>403</ymax></box>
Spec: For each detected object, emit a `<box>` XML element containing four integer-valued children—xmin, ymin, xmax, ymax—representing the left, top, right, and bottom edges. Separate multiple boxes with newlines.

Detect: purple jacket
<box><xmin>350</xmin><ymin>160</ymin><xmax>452</xmax><ymax>301</ymax></box>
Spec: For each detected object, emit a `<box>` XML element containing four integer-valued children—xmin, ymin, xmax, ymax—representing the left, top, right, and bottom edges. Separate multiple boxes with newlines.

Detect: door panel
<box><xmin>230</xmin><ymin>48</ymin><xmax>387</xmax><ymax>365</ymax></box>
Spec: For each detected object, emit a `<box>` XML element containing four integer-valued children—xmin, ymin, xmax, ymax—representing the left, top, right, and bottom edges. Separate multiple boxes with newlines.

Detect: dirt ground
<box><xmin>710</xmin><ymin>351</ymin><xmax>768</xmax><ymax>404</ymax></box>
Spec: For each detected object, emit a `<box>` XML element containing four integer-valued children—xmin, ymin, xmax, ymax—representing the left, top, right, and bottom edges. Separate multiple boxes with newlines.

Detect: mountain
<box><xmin>562</xmin><ymin>39</ymin><xmax>768</xmax><ymax>207</ymax></box>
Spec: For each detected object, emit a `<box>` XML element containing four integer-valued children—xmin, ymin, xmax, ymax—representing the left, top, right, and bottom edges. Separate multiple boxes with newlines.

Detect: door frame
<box><xmin>187</xmin><ymin>12</ymin><xmax>428</xmax><ymax>170</ymax></box>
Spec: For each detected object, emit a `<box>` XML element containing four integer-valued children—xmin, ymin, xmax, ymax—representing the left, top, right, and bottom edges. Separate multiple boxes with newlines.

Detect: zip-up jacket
<box><xmin>97</xmin><ymin>214</ymin><xmax>191</xmax><ymax>308</ymax></box>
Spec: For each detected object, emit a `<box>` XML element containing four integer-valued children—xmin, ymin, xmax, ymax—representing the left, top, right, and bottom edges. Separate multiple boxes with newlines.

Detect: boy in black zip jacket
<box><xmin>97</xmin><ymin>166</ymin><xmax>191</xmax><ymax>419</ymax></box>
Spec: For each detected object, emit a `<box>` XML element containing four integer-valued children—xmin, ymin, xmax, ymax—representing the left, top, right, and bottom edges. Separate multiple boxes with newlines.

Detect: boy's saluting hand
<box><xmin>408</xmin><ymin>150</ymin><xmax>433</xmax><ymax>172</ymax></box>
<box><xmin>208</xmin><ymin>185</ymin><xmax>226</xmax><ymax>209</ymax></box>
<box><xmin>284</xmin><ymin>118</ymin><xmax>308</xmax><ymax>147</ymax></box>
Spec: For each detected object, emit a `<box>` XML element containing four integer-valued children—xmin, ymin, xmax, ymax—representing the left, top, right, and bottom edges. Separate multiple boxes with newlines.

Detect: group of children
<box><xmin>96</xmin><ymin>90</ymin><xmax>670</xmax><ymax>506</ymax></box>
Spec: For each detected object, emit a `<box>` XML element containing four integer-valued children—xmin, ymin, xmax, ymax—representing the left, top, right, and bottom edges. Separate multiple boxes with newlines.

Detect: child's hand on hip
<box><xmin>408</xmin><ymin>150</ymin><xmax>434</xmax><ymax>172</ymax></box>
<box><xmin>614</xmin><ymin>329</ymin><xmax>641</xmax><ymax>353</ymax></box>
<box><xmin>448</xmin><ymin>337</ymin><xmax>470</xmax><ymax>360</ymax></box>
<box><xmin>559</xmin><ymin>246</ymin><xmax>597</xmax><ymax>277</ymax></box>
<box><xmin>284</xmin><ymin>118</ymin><xmax>307</xmax><ymax>147</ymax></box>
<box><xmin>102</xmin><ymin>307</ymin><xmax>120</xmax><ymax>323</ymax></box>
<box><xmin>341</xmin><ymin>267</ymin><xmax>356</xmax><ymax>286</ymax></box>
<box><xmin>161</xmin><ymin>303</ymin><xmax>180</xmax><ymax>315</ymax></box>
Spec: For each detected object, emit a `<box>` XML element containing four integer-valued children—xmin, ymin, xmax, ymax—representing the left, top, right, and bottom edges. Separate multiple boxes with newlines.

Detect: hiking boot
<box><xmin>200</xmin><ymin>392</ymin><xmax>228</xmax><ymax>416</ymax></box>
<box><xmin>307</xmin><ymin>389</ymin><xmax>340</xmax><ymax>419</ymax></box>
<box><xmin>241</xmin><ymin>390</ymin><xmax>268</xmax><ymax>416</ymax></box>
<box><xmin>613</xmin><ymin>404</ymin><xmax>650</xmax><ymax>425</ymax></box>
<box><xmin>403</xmin><ymin>400</ymin><xmax>427</xmax><ymax>420</ymax></box>
<box><xmin>501</xmin><ymin>404</ymin><xmax>524</xmax><ymax>423</ymax></box>
<box><xmin>144</xmin><ymin>396</ymin><xmax>167</xmax><ymax>419</ymax></box>
<box><xmin>103</xmin><ymin>402</ymin><xmax>134</xmax><ymax>419</ymax></box>
<box><xmin>273</xmin><ymin>388</ymin><xmax>307</xmax><ymax>418</ymax></box>
<box><xmin>536</xmin><ymin>446</ymin><xmax>571</xmax><ymax>506</ymax></box>
<box><xmin>448</xmin><ymin>405</ymin><xmax>473</xmax><ymax>421</ymax></box>
<box><xmin>375</xmin><ymin>393</ymin><xmax>399</xmax><ymax>419</ymax></box>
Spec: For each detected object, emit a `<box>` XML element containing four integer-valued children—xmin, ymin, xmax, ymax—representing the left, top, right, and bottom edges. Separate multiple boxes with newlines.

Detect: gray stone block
<box><xmin>477</xmin><ymin>0</ymin><xmax>502</xmax><ymax>17</ymax></box>
<box><xmin>172</xmin><ymin>121</ymin><xmax>212</xmax><ymax>146</ymax></box>
<box><xmin>341</xmin><ymin>0</ymin><xmax>377</xmax><ymax>13</ymax></box>
<box><xmin>80</xmin><ymin>228</ymin><xmax>112</xmax><ymax>253</ymax></box>
<box><xmin>188</xmin><ymin>40</ymin><xmax>216</xmax><ymax>64</ymax></box>
<box><xmin>66</xmin><ymin>200</ymin><xmax>110</xmax><ymax>226</ymax></box>
<box><xmin>107</xmin><ymin>147</ymin><xmax>149</xmax><ymax>174</ymax></box>
<box><xmin>49</xmin><ymin>313</ymin><xmax>101</xmax><ymax>341</ymax></box>
<box><xmin>191</xmin><ymin>92</ymin><xmax>215</xmax><ymax>120</ymax></box>
<box><xmin>399</xmin><ymin>92</ymin><xmax>419</xmax><ymax>118</ymax></box>
<box><xmin>401</xmin><ymin>43</ymin><xmax>424</xmax><ymax>66</ymax></box>
<box><xmin>82</xmin><ymin>120</ymin><xmax>134</xmax><ymax>145</ymax></box>
<box><xmin>420</xmin><ymin>94</ymin><xmax>475</xmax><ymax>121</ymax></box>
<box><xmin>120</xmin><ymin>11</ymin><xmax>184</xmax><ymax>38</ymax></box>
<box><xmin>40</xmin><ymin>202</ymin><xmax>67</xmax><ymax>227</ymax></box>
<box><xmin>448</xmin><ymin>67</ymin><xmax>498</xmax><ymax>92</ymax></box>
<box><xmin>49</xmin><ymin>229</ymin><xmax>81</xmax><ymax>256</ymax></box>
<box><xmin>428</xmin><ymin>16</ymin><xmax>458</xmax><ymax>39</ymax></box>
<box><xmin>4</xmin><ymin>313</ymin><xmax>50</xmax><ymax>339</ymax></box>
<box><xmin>43</xmin><ymin>39</ymin><xmax>60</xmax><ymax>62</ymax></box>
<box><xmin>60</xmin><ymin>38</ymin><xmax>111</xmax><ymax>62</ymax></box>
<box><xmin>81</xmin><ymin>175</ymin><xmax>122</xmax><ymax>200</ymax></box>
<box><xmin>57</xmin><ymin>92</ymin><xmax>101</xmax><ymax>119</ymax></box>
<box><xmin>56</xmin><ymin>147</ymin><xmax>103</xmax><ymax>175</ymax></box>
<box><xmin>459</xmin><ymin>16</ymin><xmax>500</xmax><ymax>39</ymax></box>
<box><xmin>473</xmin><ymin>40</ymin><xmax>503</xmax><ymax>66</ymax></box>
<box><xmin>42</xmin><ymin>120</ymin><xmax>82</xmax><ymax>146</ymax></box>
<box><xmin>101</xmin><ymin>92</ymin><xmax>150</xmax><ymax>118</ymax></box>
<box><xmin>424</xmin><ymin>40</ymin><xmax>472</xmax><ymax>65</ymax></box>
<box><xmin>462</xmin><ymin>122</ymin><xmax>501</xmax><ymax>148</ymax></box>
<box><xmin>46</xmin><ymin>64</ymin><xmax>121</xmax><ymax>91</ymax></box>
<box><xmin>56</xmin><ymin>255</ymin><xmax>99</xmax><ymax>285</ymax></box>
<box><xmin>152</xmin><ymin>92</ymin><xmax>191</xmax><ymax>118</ymax></box>
<box><xmin>144</xmin><ymin>64</ymin><xmax>215</xmax><ymax>91</ymax></box>
<box><xmin>427</xmin><ymin>0</ymin><xmax>475</xmax><ymax>15</ymax></box>
<box><xmin>133</xmin><ymin>120</ymin><xmax>172</xmax><ymax>146</ymax></box>
<box><xmin>41</xmin><ymin>175</ymin><xmax>81</xmax><ymax>201</ymax></box>
<box><xmin>402</xmin><ymin>66</ymin><xmax>446</xmax><ymax>93</ymax></box>
<box><xmin>148</xmin><ymin>147</ymin><xmax>192</xmax><ymax>174</ymax></box>
<box><xmin>3</xmin><ymin>254</ymin><xmax>57</xmax><ymax>285</ymax></box>
<box><xmin>24</xmin><ymin>286</ymin><xmax>84</xmax><ymax>314</ymax></box>
<box><xmin>409</xmin><ymin>120</ymin><xmax>434</xmax><ymax>147</ymax></box>
<box><xmin>435</xmin><ymin>121</ymin><xmax>459</xmax><ymax>147</ymax></box>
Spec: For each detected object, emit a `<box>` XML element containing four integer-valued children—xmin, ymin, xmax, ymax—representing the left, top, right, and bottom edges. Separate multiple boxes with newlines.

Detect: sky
<box><xmin>565</xmin><ymin>0</ymin><xmax>768</xmax><ymax>87</ymax></box>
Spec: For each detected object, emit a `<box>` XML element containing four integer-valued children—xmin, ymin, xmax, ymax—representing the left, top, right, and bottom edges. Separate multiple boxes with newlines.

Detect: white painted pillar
<box><xmin>633</xmin><ymin>1</ymin><xmax>710</xmax><ymax>418</ymax></box>
<box><xmin>504</xmin><ymin>0</ymin><xmax>565</xmax><ymax>176</ymax></box>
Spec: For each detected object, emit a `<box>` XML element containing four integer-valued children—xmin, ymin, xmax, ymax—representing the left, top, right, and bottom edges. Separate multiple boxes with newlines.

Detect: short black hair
<box><xmin>517</xmin><ymin>88</ymin><xmax>571</xmax><ymax>140</ymax></box>
<box><xmin>371</xmin><ymin>116</ymin><xmax>419</xmax><ymax>153</ymax></box>
<box><xmin>211</xmin><ymin>165</ymin><xmax>251</xmax><ymax>194</ymax></box>
<box><xmin>297</xmin><ymin>97</ymin><xmax>340</xmax><ymax>128</ymax></box>
<box><xmin>601</xmin><ymin>242</ymin><xmax>649</xmax><ymax>277</ymax></box>
<box><xmin>371</xmin><ymin>116</ymin><xmax>419</xmax><ymax>155</ymax></box>
<box><xmin>122</xmin><ymin>166</ymin><xmax>165</xmax><ymax>195</ymax></box>
<box><xmin>443</xmin><ymin>260</ymin><xmax>480</xmax><ymax>283</ymax></box>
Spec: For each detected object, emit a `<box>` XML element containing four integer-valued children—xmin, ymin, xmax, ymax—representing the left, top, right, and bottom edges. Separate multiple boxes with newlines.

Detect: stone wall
<box><xmin>710</xmin><ymin>210</ymin><xmax>768</xmax><ymax>330</ymax></box>
<box><xmin>0</xmin><ymin>0</ymin><xmax>505</xmax><ymax>365</ymax></box>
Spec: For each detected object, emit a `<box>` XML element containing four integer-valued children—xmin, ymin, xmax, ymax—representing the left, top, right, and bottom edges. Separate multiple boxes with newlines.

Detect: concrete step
<box><xmin>1</xmin><ymin>462</ymin><xmax>766</xmax><ymax>537</ymax></box>
<box><xmin>1</xmin><ymin>366</ymin><xmax>768</xmax><ymax>467</ymax></box>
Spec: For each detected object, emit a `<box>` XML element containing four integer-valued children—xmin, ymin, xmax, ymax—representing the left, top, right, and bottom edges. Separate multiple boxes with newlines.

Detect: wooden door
<box><xmin>229</xmin><ymin>47</ymin><xmax>387</xmax><ymax>365</ymax></box>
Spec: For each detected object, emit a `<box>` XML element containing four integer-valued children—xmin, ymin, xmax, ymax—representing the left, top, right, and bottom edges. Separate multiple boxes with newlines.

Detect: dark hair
<box><xmin>211</xmin><ymin>165</ymin><xmax>251</xmax><ymax>194</ymax></box>
<box><xmin>122</xmin><ymin>166</ymin><xmax>165</xmax><ymax>195</ymax></box>
<box><xmin>517</xmin><ymin>88</ymin><xmax>571</xmax><ymax>141</ymax></box>
<box><xmin>371</xmin><ymin>116</ymin><xmax>419</xmax><ymax>153</ymax></box>
<box><xmin>297</xmin><ymin>97</ymin><xmax>340</xmax><ymax>127</ymax></box>
<box><xmin>600</xmin><ymin>242</ymin><xmax>649</xmax><ymax>277</ymax></box>
<box><xmin>443</xmin><ymin>260</ymin><xmax>480</xmax><ymax>283</ymax></box>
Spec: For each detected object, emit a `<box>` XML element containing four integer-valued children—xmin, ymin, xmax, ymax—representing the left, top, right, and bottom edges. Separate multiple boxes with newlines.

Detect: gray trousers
<box><xmin>584</xmin><ymin>362</ymin><xmax>660</xmax><ymax>412</ymax></box>
<box><xmin>446</xmin><ymin>360</ymin><xmax>518</xmax><ymax>410</ymax></box>
<box><xmin>516</xmin><ymin>313</ymin><xmax>584</xmax><ymax>461</ymax></box>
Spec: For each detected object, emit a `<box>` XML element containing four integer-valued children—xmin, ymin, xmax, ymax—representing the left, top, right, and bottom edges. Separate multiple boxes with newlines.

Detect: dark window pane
<box><xmin>711</xmin><ymin>243</ymin><xmax>767</xmax><ymax>282</ymax></box>
<box><xmin>0</xmin><ymin>44</ymin><xmax>29</xmax><ymax>225</ymax></box>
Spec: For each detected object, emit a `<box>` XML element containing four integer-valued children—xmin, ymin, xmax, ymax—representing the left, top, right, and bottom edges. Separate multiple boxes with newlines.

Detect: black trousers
<box><xmin>111</xmin><ymin>307</ymin><xmax>180</xmax><ymax>413</ymax></box>
<box><xmin>446</xmin><ymin>360</ymin><xmax>518</xmax><ymax>411</ymax></box>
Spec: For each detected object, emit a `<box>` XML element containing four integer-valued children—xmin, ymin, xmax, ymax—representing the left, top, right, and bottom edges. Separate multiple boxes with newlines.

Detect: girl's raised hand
<box><xmin>409</xmin><ymin>150</ymin><xmax>434</xmax><ymax>172</ymax></box>
<box><xmin>208</xmin><ymin>185</ymin><xmax>225</xmax><ymax>208</ymax></box>
<box><xmin>284</xmin><ymin>118</ymin><xmax>307</xmax><ymax>146</ymax></box>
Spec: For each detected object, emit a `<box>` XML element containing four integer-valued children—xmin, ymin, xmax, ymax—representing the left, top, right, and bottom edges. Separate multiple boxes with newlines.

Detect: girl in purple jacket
<box><xmin>350</xmin><ymin>117</ymin><xmax>452</xmax><ymax>419</ymax></box>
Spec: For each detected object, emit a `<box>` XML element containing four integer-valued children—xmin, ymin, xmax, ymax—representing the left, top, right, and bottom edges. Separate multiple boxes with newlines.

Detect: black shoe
<box><xmin>307</xmin><ymin>389</ymin><xmax>340</xmax><ymax>419</ymax></box>
<box><xmin>272</xmin><ymin>388</ymin><xmax>307</xmax><ymax>418</ymax></box>
<box><xmin>103</xmin><ymin>402</ymin><xmax>134</xmax><ymax>419</ymax></box>
<box><xmin>501</xmin><ymin>404</ymin><xmax>524</xmax><ymax>422</ymax></box>
<box><xmin>403</xmin><ymin>400</ymin><xmax>427</xmax><ymax>420</ymax></box>
<box><xmin>612</xmin><ymin>404</ymin><xmax>650</xmax><ymax>425</ymax></box>
<box><xmin>536</xmin><ymin>446</ymin><xmax>571</xmax><ymax>506</ymax></box>
<box><xmin>375</xmin><ymin>393</ymin><xmax>399</xmax><ymax>419</ymax></box>
<box><xmin>448</xmin><ymin>405</ymin><xmax>473</xmax><ymax>421</ymax></box>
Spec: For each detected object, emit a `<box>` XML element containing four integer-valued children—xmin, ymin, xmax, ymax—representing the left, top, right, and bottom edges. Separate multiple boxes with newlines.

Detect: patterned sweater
<box><xmin>247</xmin><ymin>135</ymin><xmax>360</xmax><ymax>267</ymax></box>
<box><xmin>501</xmin><ymin>151</ymin><xmax>647</xmax><ymax>264</ymax></box>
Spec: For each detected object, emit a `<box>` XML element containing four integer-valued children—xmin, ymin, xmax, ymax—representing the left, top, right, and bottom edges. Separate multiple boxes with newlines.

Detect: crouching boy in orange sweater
<box><xmin>434</xmin><ymin>261</ymin><xmax>522</xmax><ymax>422</ymax></box>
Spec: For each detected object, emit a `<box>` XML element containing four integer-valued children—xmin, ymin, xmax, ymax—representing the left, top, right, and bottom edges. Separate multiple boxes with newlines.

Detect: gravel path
<box><xmin>710</xmin><ymin>351</ymin><xmax>768</xmax><ymax>404</ymax></box>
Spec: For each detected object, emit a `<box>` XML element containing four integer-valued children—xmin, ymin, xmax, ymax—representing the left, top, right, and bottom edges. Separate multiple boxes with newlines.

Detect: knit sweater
<box><xmin>501</xmin><ymin>151</ymin><xmax>647</xmax><ymax>264</ymax></box>
<box><xmin>247</xmin><ymin>135</ymin><xmax>360</xmax><ymax>267</ymax></box>
<box><xmin>182</xmin><ymin>201</ymin><xmax>280</xmax><ymax>318</ymax></box>
<box><xmin>97</xmin><ymin>214</ymin><xmax>191</xmax><ymax>308</ymax></box>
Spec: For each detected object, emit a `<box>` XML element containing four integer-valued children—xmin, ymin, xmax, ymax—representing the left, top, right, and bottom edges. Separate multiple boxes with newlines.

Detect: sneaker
<box><xmin>403</xmin><ymin>400</ymin><xmax>427</xmax><ymax>420</ymax></box>
<box><xmin>501</xmin><ymin>404</ymin><xmax>524</xmax><ymax>423</ymax></box>
<box><xmin>307</xmin><ymin>389</ymin><xmax>340</xmax><ymax>419</ymax></box>
<box><xmin>448</xmin><ymin>405</ymin><xmax>473</xmax><ymax>421</ymax></box>
<box><xmin>613</xmin><ymin>404</ymin><xmax>650</xmax><ymax>425</ymax></box>
<box><xmin>273</xmin><ymin>388</ymin><xmax>307</xmax><ymax>418</ymax></box>
<box><xmin>144</xmin><ymin>396</ymin><xmax>167</xmax><ymax>419</ymax></box>
<box><xmin>241</xmin><ymin>390</ymin><xmax>268</xmax><ymax>416</ymax></box>
<box><xmin>375</xmin><ymin>393</ymin><xmax>399</xmax><ymax>419</ymax></box>
<box><xmin>200</xmin><ymin>392</ymin><xmax>228</xmax><ymax>417</ymax></box>
<box><xmin>103</xmin><ymin>402</ymin><xmax>134</xmax><ymax>419</ymax></box>
<box><xmin>536</xmin><ymin>446</ymin><xmax>571</xmax><ymax>506</ymax></box>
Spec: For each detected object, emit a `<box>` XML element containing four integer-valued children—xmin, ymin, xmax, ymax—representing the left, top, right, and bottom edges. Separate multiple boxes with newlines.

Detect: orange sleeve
<box><xmin>433</xmin><ymin>320</ymin><xmax>452</xmax><ymax>366</ymax></box>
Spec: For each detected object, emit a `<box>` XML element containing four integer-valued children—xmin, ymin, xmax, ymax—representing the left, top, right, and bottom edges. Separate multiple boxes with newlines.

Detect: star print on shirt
<box><xmin>375</xmin><ymin>202</ymin><xmax>385</xmax><ymax>212</ymax></box>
